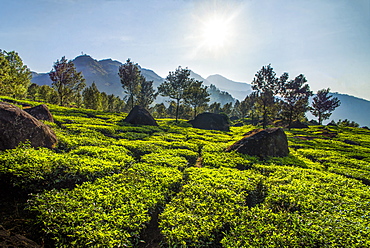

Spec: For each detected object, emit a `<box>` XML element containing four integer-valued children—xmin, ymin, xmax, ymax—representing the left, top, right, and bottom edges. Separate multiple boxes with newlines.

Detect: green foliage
<box><xmin>251</xmin><ymin>64</ymin><xmax>289</xmax><ymax>128</ymax></box>
<box><xmin>118</xmin><ymin>58</ymin><xmax>141</xmax><ymax>110</ymax></box>
<box><xmin>159</xmin><ymin>167</ymin><xmax>265</xmax><ymax>247</ymax></box>
<box><xmin>50</xmin><ymin>56</ymin><xmax>86</xmax><ymax>106</ymax></box>
<box><xmin>310</xmin><ymin>88</ymin><xmax>341</xmax><ymax>124</ymax></box>
<box><xmin>29</xmin><ymin>164</ymin><xmax>182</xmax><ymax>247</ymax></box>
<box><xmin>0</xmin><ymin>98</ymin><xmax>369</xmax><ymax>247</ymax></box>
<box><xmin>0</xmin><ymin>50</ymin><xmax>31</xmax><ymax>98</ymax></box>
<box><xmin>158</xmin><ymin>66</ymin><xmax>193</xmax><ymax>122</ymax></box>
<box><xmin>222</xmin><ymin>165</ymin><xmax>370</xmax><ymax>247</ymax></box>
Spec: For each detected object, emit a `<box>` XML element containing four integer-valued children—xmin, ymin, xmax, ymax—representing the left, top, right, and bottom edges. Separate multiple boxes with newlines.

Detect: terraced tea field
<box><xmin>1</xmin><ymin>97</ymin><xmax>369</xmax><ymax>247</ymax></box>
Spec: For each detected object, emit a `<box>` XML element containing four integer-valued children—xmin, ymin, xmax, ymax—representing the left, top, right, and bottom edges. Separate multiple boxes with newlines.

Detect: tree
<box><xmin>118</xmin><ymin>59</ymin><xmax>141</xmax><ymax>111</ymax></box>
<box><xmin>208</xmin><ymin>102</ymin><xmax>221</xmax><ymax>114</ymax></box>
<box><xmin>310</xmin><ymin>88</ymin><xmax>341</xmax><ymax>125</ymax></box>
<box><xmin>184</xmin><ymin>80</ymin><xmax>210</xmax><ymax>118</ymax></box>
<box><xmin>158</xmin><ymin>66</ymin><xmax>192</xmax><ymax>122</ymax></box>
<box><xmin>49</xmin><ymin>56</ymin><xmax>86</xmax><ymax>106</ymax></box>
<box><xmin>82</xmin><ymin>82</ymin><xmax>102</xmax><ymax>110</ymax></box>
<box><xmin>251</xmin><ymin>64</ymin><xmax>289</xmax><ymax>128</ymax></box>
<box><xmin>106</xmin><ymin>94</ymin><xmax>125</xmax><ymax>112</ymax></box>
<box><xmin>0</xmin><ymin>50</ymin><xmax>31</xmax><ymax>98</ymax></box>
<box><xmin>152</xmin><ymin>103</ymin><xmax>167</xmax><ymax>118</ymax></box>
<box><xmin>239</xmin><ymin>92</ymin><xmax>258</xmax><ymax>123</ymax></box>
<box><xmin>136</xmin><ymin>76</ymin><xmax>157</xmax><ymax>109</ymax></box>
<box><xmin>100</xmin><ymin>92</ymin><xmax>109</xmax><ymax>111</ymax></box>
<box><xmin>38</xmin><ymin>85</ymin><xmax>59</xmax><ymax>104</ymax></box>
<box><xmin>221</xmin><ymin>102</ymin><xmax>233</xmax><ymax>116</ymax></box>
<box><xmin>281</xmin><ymin>74</ymin><xmax>313</xmax><ymax>128</ymax></box>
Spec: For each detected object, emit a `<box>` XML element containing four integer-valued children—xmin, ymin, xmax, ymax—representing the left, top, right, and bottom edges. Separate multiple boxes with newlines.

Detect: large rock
<box><xmin>124</xmin><ymin>105</ymin><xmax>158</xmax><ymax>126</ymax></box>
<box><xmin>24</xmin><ymin>104</ymin><xmax>54</xmax><ymax>122</ymax></box>
<box><xmin>188</xmin><ymin>112</ymin><xmax>230</xmax><ymax>131</ymax></box>
<box><xmin>226</xmin><ymin>128</ymin><xmax>289</xmax><ymax>158</ymax></box>
<box><xmin>0</xmin><ymin>102</ymin><xmax>57</xmax><ymax>150</ymax></box>
<box><xmin>288</xmin><ymin>121</ymin><xmax>309</xmax><ymax>129</ymax></box>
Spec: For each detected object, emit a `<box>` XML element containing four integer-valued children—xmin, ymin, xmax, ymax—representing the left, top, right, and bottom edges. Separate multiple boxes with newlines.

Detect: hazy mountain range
<box><xmin>31</xmin><ymin>55</ymin><xmax>370</xmax><ymax>127</ymax></box>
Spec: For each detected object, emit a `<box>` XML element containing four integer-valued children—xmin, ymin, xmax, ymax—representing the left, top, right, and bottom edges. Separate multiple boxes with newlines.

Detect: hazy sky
<box><xmin>1</xmin><ymin>0</ymin><xmax>370</xmax><ymax>100</ymax></box>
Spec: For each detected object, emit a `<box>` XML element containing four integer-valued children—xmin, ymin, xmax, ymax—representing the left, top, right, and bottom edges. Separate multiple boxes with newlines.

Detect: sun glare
<box><xmin>188</xmin><ymin>1</ymin><xmax>243</xmax><ymax>60</ymax></box>
<box><xmin>201</xmin><ymin>17</ymin><xmax>231</xmax><ymax>50</ymax></box>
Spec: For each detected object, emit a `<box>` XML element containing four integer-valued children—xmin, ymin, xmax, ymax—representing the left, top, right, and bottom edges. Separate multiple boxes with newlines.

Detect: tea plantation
<box><xmin>1</xmin><ymin>97</ymin><xmax>369</xmax><ymax>247</ymax></box>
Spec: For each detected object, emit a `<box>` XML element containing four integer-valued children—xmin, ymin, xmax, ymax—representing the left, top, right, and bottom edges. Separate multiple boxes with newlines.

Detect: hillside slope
<box><xmin>0</xmin><ymin>97</ymin><xmax>370</xmax><ymax>247</ymax></box>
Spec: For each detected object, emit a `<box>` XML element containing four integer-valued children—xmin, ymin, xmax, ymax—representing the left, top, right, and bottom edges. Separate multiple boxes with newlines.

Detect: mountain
<box><xmin>189</xmin><ymin>71</ymin><xmax>236</xmax><ymax>105</ymax></box>
<box><xmin>206</xmin><ymin>74</ymin><xmax>252</xmax><ymax>101</ymax></box>
<box><xmin>31</xmin><ymin>55</ymin><xmax>370</xmax><ymax>126</ymax></box>
<box><xmin>202</xmin><ymin>75</ymin><xmax>370</xmax><ymax>127</ymax></box>
<box><xmin>31</xmin><ymin>55</ymin><xmax>164</xmax><ymax>98</ymax></box>
<box><xmin>306</xmin><ymin>93</ymin><xmax>370</xmax><ymax>127</ymax></box>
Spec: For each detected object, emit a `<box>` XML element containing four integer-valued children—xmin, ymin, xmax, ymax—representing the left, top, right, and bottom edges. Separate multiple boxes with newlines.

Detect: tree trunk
<box><xmin>175</xmin><ymin>99</ymin><xmax>180</xmax><ymax>122</ymax></box>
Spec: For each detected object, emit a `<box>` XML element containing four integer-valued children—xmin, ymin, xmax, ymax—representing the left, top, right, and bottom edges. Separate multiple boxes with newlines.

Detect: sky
<box><xmin>1</xmin><ymin>0</ymin><xmax>370</xmax><ymax>100</ymax></box>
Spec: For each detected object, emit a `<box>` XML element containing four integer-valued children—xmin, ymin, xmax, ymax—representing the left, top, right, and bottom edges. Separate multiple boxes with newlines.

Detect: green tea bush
<box><xmin>28</xmin><ymin>164</ymin><xmax>182</xmax><ymax>247</ymax></box>
<box><xmin>159</xmin><ymin>167</ymin><xmax>265</xmax><ymax>247</ymax></box>
<box><xmin>224</xmin><ymin>165</ymin><xmax>370</xmax><ymax>247</ymax></box>
<box><xmin>0</xmin><ymin>143</ymin><xmax>134</xmax><ymax>191</ymax></box>
<box><xmin>202</xmin><ymin>151</ymin><xmax>255</xmax><ymax>169</ymax></box>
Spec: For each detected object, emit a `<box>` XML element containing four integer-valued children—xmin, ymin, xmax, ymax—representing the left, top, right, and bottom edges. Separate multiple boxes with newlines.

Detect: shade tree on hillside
<box><xmin>184</xmin><ymin>79</ymin><xmax>210</xmax><ymax>118</ymax></box>
<box><xmin>118</xmin><ymin>59</ymin><xmax>158</xmax><ymax>111</ymax></box>
<box><xmin>310</xmin><ymin>88</ymin><xmax>341</xmax><ymax>125</ymax></box>
<box><xmin>136</xmin><ymin>76</ymin><xmax>158</xmax><ymax>109</ymax></box>
<box><xmin>49</xmin><ymin>56</ymin><xmax>86</xmax><ymax>106</ymax></box>
<box><xmin>0</xmin><ymin>50</ymin><xmax>31</xmax><ymax>98</ymax></box>
<box><xmin>239</xmin><ymin>92</ymin><xmax>259</xmax><ymax>124</ymax></box>
<box><xmin>251</xmin><ymin>64</ymin><xmax>289</xmax><ymax>128</ymax></box>
<box><xmin>221</xmin><ymin>102</ymin><xmax>233</xmax><ymax>116</ymax></box>
<box><xmin>118</xmin><ymin>59</ymin><xmax>141</xmax><ymax>111</ymax></box>
<box><xmin>82</xmin><ymin>82</ymin><xmax>102</xmax><ymax>110</ymax></box>
<box><xmin>152</xmin><ymin>103</ymin><xmax>167</xmax><ymax>118</ymax></box>
<box><xmin>207</xmin><ymin>102</ymin><xmax>221</xmax><ymax>114</ymax></box>
<box><xmin>158</xmin><ymin>66</ymin><xmax>193</xmax><ymax>122</ymax></box>
<box><xmin>281</xmin><ymin>74</ymin><xmax>313</xmax><ymax>128</ymax></box>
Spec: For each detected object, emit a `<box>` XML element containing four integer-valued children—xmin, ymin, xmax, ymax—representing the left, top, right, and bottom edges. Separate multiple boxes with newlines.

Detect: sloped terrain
<box><xmin>0</xmin><ymin>97</ymin><xmax>369</xmax><ymax>247</ymax></box>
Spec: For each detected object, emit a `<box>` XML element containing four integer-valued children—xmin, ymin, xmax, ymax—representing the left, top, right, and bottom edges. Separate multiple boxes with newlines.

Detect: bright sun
<box><xmin>201</xmin><ymin>17</ymin><xmax>231</xmax><ymax>50</ymax></box>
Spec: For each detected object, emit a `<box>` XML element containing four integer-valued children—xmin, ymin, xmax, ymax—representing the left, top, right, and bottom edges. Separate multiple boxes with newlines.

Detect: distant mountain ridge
<box><xmin>31</xmin><ymin>55</ymin><xmax>163</xmax><ymax>97</ymax></box>
<box><xmin>31</xmin><ymin>55</ymin><xmax>370</xmax><ymax>126</ymax></box>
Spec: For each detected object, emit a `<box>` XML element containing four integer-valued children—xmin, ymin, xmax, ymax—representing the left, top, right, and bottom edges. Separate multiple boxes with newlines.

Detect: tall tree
<box><xmin>184</xmin><ymin>80</ymin><xmax>210</xmax><ymax>118</ymax></box>
<box><xmin>221</xmin><ymin>102</ymin><xmax>233</xmax><ymax>116</ymax></box>
<box><xmin>208</xmin><ymin>102</ymin><xmax>221</xmax><ymax>114</ymax></box>
<box><xmin>82</xmin><ymin>82</ymin><xmax>102</xmax><ymax>110</ymax></box>
<box><xmin>239</xmin><ymin>92</ymin><xmax>258</xmax><ymax>123</ymax></box>
<box><xmin>158</xmin><ymin>66</ymin><xmax>192</xmax><ymax>122</ymax></box>
<box><xmin>49</xmin><ymin>56</ymin><xmax>86</xmax><ymax>106</ymax></box>
<box><xmin>107</xmin><ymin>94</ymin><xmax>125</xmax><ymax>112</ymax></box>
<box><xmin>136</xmin><ymin>76</ymin><xmax>157</xmax><ymax>109</ymax></box>
<box><xmin>281</xmin><ymin>74</ymin><xmax>313</xmax><ymax>128</ymax></box>
<box><xmin>0</xmin><ymin>50</ymin><xmax>31</xmax><ymax>98</ymax></box>
<box><xmin>310</xmin><ymin>88</ymin><xmax>341</xmax><ymax>125</ymax></box>
<box><xmin>153</xmin><ymin>103</ymin><xmax>167</xmax><ymax>118</ymax></box>
<box><xmin>100</xmin><ymin>92</ymin><xmax>109</xmax><ymax>111</ymax></box>
<box><xmin>251</xmin><ymin>64</ymin><xmax>289</xmax><ymax>128</ymax></box>
<box><xmin>118</xmin><ymin>59</ymin><xmax>141</xmax><ymax>111</ymax></box>
<box><xmin>38</xmin><ymin>85</ymin><xmax>59</xmax><ymax>104</ymax></box>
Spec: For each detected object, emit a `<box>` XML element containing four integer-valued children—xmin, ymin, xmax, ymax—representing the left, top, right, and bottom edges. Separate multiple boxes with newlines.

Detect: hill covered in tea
<box><xmin>0</xmin><ymin>97</ymin><xmax>370</xmax><ymax>247</ymax></box>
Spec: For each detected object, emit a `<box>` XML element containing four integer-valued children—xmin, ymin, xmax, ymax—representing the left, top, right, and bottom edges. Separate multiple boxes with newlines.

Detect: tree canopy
<box><xmin>281</xmin><ymin>74</ymin><xmax>313</xmax><ymax>128</ymax></box>
<box><xmin>311</xmin><ymin>88</ymin><xmax>341</xmax><ymax>125</ymax></box>
<box><xmin>49</xmin><ymin>56</ymin><xmax>86</xmax><ymax>106</ymax></box>
<box><xmin>251</xmin><ymin>64</ymin><xmax>289</xmax><ymax>128</ymax></box>
<box><xmin>118</xmin><ymin>59</ymin><xmax>141</xmax><ymax>111</ymax></box>
<box><xmin>158</xmin><ymin>66</ymin><xmax>193</xmax><ymax>122</ymax></box>
<box><xmin>0</xmin><ymin>50</ymin><xmax>31</xmax><ymax>98</ymax></box>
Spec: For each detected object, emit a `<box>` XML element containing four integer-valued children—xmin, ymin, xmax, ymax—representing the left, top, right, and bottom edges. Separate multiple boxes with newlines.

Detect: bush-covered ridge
<box><xmin>1</xmin><ymin>97</ymin><xmax>370</xmax><ymax>247</ymax></box>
